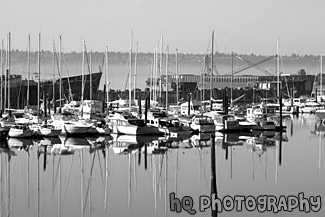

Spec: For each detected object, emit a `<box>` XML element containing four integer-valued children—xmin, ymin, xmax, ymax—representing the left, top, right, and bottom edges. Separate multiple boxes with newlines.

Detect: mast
<box><xmin>59</xmin><ymin>35</ymin><xmax>62</xmax><ymax>110</ymax></box>
<box><xmin>153</xmin><ymin>47</ymin><xmax>157</xmax><ymax>102</ymax></box>
<box><xmin>159</xmin><ymin>33</ymin><xmax>163</xmax><ymax>100</ymax></box>
<box><xmin>7</xmin><ymin>32</ymin><xmax>11</xmax><ymax>111</ymax></box>
<box><xmin>89</xmin><ymin>51</ymin><xmax>92</xmax><ymax>102</ymax></box>
<box><xmin>37</xmin><ymin>33</ymin><xmax>41</xmax><ymax>121</ymax></box>
<box><xmin>133</xmin><ymin>42</ymin><xmax>138</xmax><ymax>101</ymax></box>
<box><xmin>320</xmin><ymin>53</ymin><xmax>323</xmax><ymax>99</ymax></box>
<box><xmin>210</xmin><ymin>31</ymin><xmax>214</xmax><ymax>110</ymax></box>
<box><xmin>150</xmin><ymin>60</ymin><xmax>153</xmax><ymax>102</ymax></box>
<box><xmin>81</xmin><ymin>40</ymin><xmax>85</xmax><ymax>114</ymax></box>
<box><xmin>0</xmin><ymin>40</ymin><xmax>3</xmax><ymax>114</ymax></box>
<box><xmin>231</xmin><ymin>51</ymin><xmax>234</xmax><ymax>106</ymax></box>
<box><xmin>176</xmin><ymin>48</ymin><xmax>179</xmax><ymax>116</ymax></box>
<box><xmin>27</xmin><ymin>35</ymin><xmax>31</xmax><ymax>109</ymax></box>
<box><xmin>165</xmin><ymin>46</ymin><xmax>169</xmax><ymax>110</ymax></box>
<box><xmin>52</xmin><ymin>40</ymin><xmax>56</xmax><ymax>114</ymax></box>
<box><xmin>129</xmin><ymin>47</ymin><xmax>132</xmax><ymax>110</ymax></box>
<box><xmin>129</xmin><ymin>30</ymin><xmax>133</xmax><ymax>110</ymax></box>
<box><xmin>105</xmin><ymin>46</ymin><xmax>109</xmax><ymax>107</ymax></box>
<box><xmin>276</xmin><ymin>37</ymin><xmax>280</xmax><ymax>103</ymax></box>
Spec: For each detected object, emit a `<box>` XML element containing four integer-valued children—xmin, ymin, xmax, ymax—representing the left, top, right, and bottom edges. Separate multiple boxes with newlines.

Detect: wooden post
<box><xmin>188</xmin><ymin>94</ymin><xmax>191</xmax><ymax>116</ymax></box>
<box><xmin>138</xmin><ymin>147</ymin><xmax>141</xmax><ymax>166</ymax></box>
<box><xmin>144</xmin><ymin>144</ymin><xmax>148</xmax><ymax>170</ymax></box>
<box><xmin>279</xmin><ymin>132</ymin><xmax>283</xmax><ymax>166</ymax></box>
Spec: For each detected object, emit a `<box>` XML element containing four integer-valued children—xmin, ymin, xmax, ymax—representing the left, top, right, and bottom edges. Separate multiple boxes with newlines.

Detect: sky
<box><xmin>1</xmin><ymin>0</ymin><xmax>325</xmax><ymax>55</ymax></box>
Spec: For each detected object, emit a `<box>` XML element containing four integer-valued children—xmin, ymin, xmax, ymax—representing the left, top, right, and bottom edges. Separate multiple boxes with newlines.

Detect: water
<box><xmin>0</xmin><ymin>114</ymin><xmax>324</xmax><ymax>217</ymax></box>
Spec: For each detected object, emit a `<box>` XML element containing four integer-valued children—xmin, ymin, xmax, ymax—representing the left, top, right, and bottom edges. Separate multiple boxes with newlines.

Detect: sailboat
<box><xmin>30</xmin><ymin>34</ymin><xmax>62</xmax><ymax>137</ymax></box>
<box><xmin>314</xmin><ymin>54</ymin><xmax>325</xmax><ymax>121</ymax></box>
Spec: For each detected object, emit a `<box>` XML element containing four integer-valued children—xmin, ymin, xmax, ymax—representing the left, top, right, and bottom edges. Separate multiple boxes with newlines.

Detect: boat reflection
<box><xmin>0</xmin><ymin>139</ymin><xmax>16</xmax><ymax>157</ymax></box>
<box><xmin>8</xmin><ymin>137</ymin><xmax>33</xmax><ymax>151</ymax></box>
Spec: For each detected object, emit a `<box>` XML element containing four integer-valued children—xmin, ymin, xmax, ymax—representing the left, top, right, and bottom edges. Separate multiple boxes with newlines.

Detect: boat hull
<box><xmin>8</xmin><ymin>127</ymin><xmax>33</xmax><ymax>138</ymax></box>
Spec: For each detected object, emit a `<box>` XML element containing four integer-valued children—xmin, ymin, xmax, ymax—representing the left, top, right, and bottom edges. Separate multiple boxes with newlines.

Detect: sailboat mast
<box><xmin>210</xmin><ymin>31</ymin><xmax>214</xmax><ymax>110</ymax></box>
<box><xmin>52</xmin><ymin>40</ymin><xmax>56</xmax><ymax>114</ymax></box>
<box><xmin>105</xmin><ymin>46</ymin><xmax>109</xmax><ymax>107</ymax></box>
<box><xmin>4</xmin><ymin>40</ymin><xmax>7</xmax><ymax>111</ymax></box>
<box><xmin>176</xmin><ymin>48</ymin><xmax>179</xmax><ymax>116</ymax></box>
<box><xmin>37</xmin><ymin>33</ymin><xmax>41</xmax><ymax>120</ymax></box>
<box><xmin>7</xmin><ymin>32</ymin><xmax>11</xmax><ymax>111</ymax></box>
<box><xmin>133</xmin><ymin>42</ymin><xmax>138</xmax><ymax>101</ymax></box>
<box><xmin>231</xmin><ymin>51</ymin><xmax>234</xmax><ymax>106</ymax></box>
<box><xmin>320</xmin><ymin>53</ymin><xmax>323</xmax><ymax>98</ymax></box>
<box><xmin>129</xmin><ymin>47</ymin><xmax>132</xmax><ymax>110</ymax></box>
<box><xmin>159</xmin><ymin>34</ymin><xmax>163</xmax><ymax>100</ymax></box>
<box><xmin>59</xmin><ymin>35</ymin><xmax>62</xmax><ymax>110</ymax></box>
<box><xmin>153</xmin><ymin>47</ymin><xmax>157</xmax><ymax>102</ymax></box>
<box><xmin>276</xmin><ymin>38</ymin><xmax>280</xmax><ymax>103</ymax></box>
<box><xmin>165</xmin><ymin>46</ymin><xmax>169</xmax><ymax>110</ymax></box>
<box><xmin>90</xmin><ymin>51</ymin><xmax>92</xmax><ymax>102</ymax></box>
<box><xmin>81</xmin><ymin>40</ymin><xmax>85</xmax><ymax>108</ymax></box>
<box><xmin>129</xmin><ymin>30</ymin><xmax>133</xmax><ymax>110</ymax></box>
<box><xmin>0</xmin><ymin>40</ymin><xmax>3</xmax><ymax>113</ymax></box>
<box><xmin>27</xmin><ymin>35</ymin><xmax>31</xmax><ymax>109</ymax></box>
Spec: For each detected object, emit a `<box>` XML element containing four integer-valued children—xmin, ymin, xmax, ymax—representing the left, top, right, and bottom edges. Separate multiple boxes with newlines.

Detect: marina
<box><xmin>0</xmin><ymin>114</ymin><xmax>324</xmax><ymax>216</ymax></box>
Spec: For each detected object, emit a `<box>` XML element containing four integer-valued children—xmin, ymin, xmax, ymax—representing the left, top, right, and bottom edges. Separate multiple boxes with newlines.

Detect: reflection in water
<box><xmin>1</xmin><ymin>114</ymin><xmax>325</xmax><ymax>216</ymax></box>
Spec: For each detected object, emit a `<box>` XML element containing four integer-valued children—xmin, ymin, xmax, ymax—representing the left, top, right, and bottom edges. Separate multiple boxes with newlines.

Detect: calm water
<box><xmin>0</xmin><ymin>114</ymin><xmax>324</xmax><ymax>217</ymax></box>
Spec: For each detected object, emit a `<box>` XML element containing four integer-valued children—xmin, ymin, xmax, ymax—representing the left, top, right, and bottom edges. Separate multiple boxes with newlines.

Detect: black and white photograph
<box><xmin>0</xmin><ymin>0</ymin><xmax>324</xmax><ymax>216</ymax></box>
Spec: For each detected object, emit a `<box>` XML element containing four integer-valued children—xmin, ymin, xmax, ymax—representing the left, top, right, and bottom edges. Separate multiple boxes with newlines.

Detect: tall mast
<box><xmin>59</xmin><ymin>35</ymin><xmax>62</xmax><ymax>110</ymax></box>
<box><xmin>153</xmin><ymin>47</ymin><xmax>157</xmax><ymax>102</ymax></box>
<box><xmin>231</xmin><ymin>51</ymin><xmax>234</xmax><ymax>106</ymax></box>
<box><xmin>176</xmin><ymin>48</ymin><xmax>179</xmax><ymax>116</ymax></box>
<box><xmin>105</xmin><ymin>46</ymin><xmax>109</xmax><ymax>106</ymax></box>
<box><xmin>210</xmin><ymin>31</ymin><xmax>214</xmax><ymax>110</ymax></box>
<box><xmin>52</xmin><ymin>40</ymin><xmax>56</xmax><ymax>113</ymax></box>
<box><xmin>89</xmin><ymin>51</ymin><xmax>92</xmax><ymax>102</ymax></box>
<box><xmin>129</xmin><ymin>30</ymin><xmax>133</xmax><ymax>110</ymax></box>
<box><xmin>0</xmin><ymin>40</ymin><xmax>3</xmax><ymax>113</ymax></box>
<box><xmin>81</xmin><ymin>40</ymin><xmax>85</xmax><ymax>108</ymax></box>
<box><xmin>150</xmin><ymin>60</ymin><xmax>153</xmax><ymax>102</ymax></box>
<box><xmin>4</xmin><ymin>39</ymin><xmax>7</xmax><ymax>110</ymax></box>
<box><xmin>165</xmin><ymin>46</ymin><xmax>169</xmax><ymax>110</ymax></box>
<box><xmin>37</xmin><ymin>33</ymin><xmax>41</xmax><ymax>120</ymax></box>
<box><xmin>276</xmin><ymin>38</ymin><xmax>280</xmax><ymax>103</ymax></box>
<box><xmin>155</xmin><ymin>42</ymin><xmax>159</xmax><ymax>102</ymax></box>
<box><xmin>7</xmin><ymin>32</ymin><xmax>11</xmax><ymax>111</ymax></box>
<box><xmin>27</xmin><ymin>35</ymin><xmax>31</xmax><ymax>109</ymax></box>
<box><xmin>133</xmin><ymin>42</ymin><xmax>138</xmax><ymax>101</ymax></box>
<box><xmin>320</xmin><ymin>53</ymin><xmax>323</xmax><ymax>98</ymax></box>
<box><xmin>159</xmin><ymin>33</ymin><xmax>163</xmax><ymax>100</ymax></box>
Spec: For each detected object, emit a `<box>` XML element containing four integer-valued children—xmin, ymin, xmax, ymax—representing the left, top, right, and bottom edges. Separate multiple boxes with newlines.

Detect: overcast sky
<box><xmin>1</xmin><ymin>0</ymin><xmax>324</xmax><ymax>55</ymax></box>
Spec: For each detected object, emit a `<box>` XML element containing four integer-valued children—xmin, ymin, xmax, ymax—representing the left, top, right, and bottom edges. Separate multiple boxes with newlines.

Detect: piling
<box><xmin>279</xmin><ymin>132</ymin><xmax>282</xmax><ymax>166</ymax></box>
<box><xmin>144</xmin><ymin>144</ymin><xmax>148</xmax><ymax>170</ymax></box>
<box><xmin>138</xmin><ymin>147</ymin><xmax>141</xmax><ymax>165</ymax></box>
<box><xmin>43</xmin><ymin>146</ymin><xmax>47</xmax><ymax>171</ymax></box>
<box><xmin>188</xmin><ymin>95</ymin><xmax>191</xmax><ymax>116</ymax></box>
